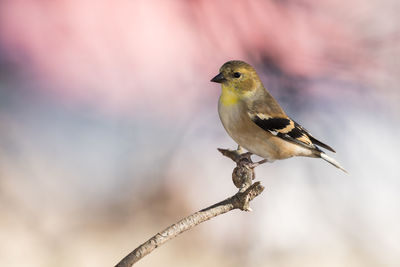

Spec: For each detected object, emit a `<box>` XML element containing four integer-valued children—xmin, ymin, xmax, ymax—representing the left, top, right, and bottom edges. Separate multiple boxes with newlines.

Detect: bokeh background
<box><xmin>1</xmin><ymin>0</ymin><xmax>399</xmax><ymax>266</ymax></box>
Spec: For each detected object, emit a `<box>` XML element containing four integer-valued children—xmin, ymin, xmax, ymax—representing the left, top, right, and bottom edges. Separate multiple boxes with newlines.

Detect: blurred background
<box><xmin>0</xmin><ymin>0</ymin><xmax>399</xmax><ymax>266</ymax></box>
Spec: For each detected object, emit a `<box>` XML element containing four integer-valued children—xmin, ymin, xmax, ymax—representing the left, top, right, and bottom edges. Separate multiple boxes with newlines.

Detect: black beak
<box><xmin>211</xmin><ymin>73</ymin><xmax>226</xmax><ymax>83</ymax></box>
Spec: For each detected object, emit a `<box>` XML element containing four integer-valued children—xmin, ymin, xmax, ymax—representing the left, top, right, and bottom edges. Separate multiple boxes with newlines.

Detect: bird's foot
<box><xmin>236</xmin><ymin>145</ymin><xmax>244</xmax><ymax>154</ymax></box>
<box><xmin>250</xmin><ymin>159</ymin><xmax>268</xmax><ymax>168</ymax></box>
<box><xmin>218</xmin><ymin>147</ymin><xmax>267</xmax><ymax>191</ymax></box>
<box><xmin>234</xmin><ymin>156</ymin><xmax>268</xmax><ymax>191</ymax></box>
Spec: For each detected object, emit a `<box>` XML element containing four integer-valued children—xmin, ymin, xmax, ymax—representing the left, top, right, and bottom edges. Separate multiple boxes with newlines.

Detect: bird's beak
<box><xmin>211</xmin><ymin>73</ymin><xmax>226</xmax><ymax>83</ymax></box>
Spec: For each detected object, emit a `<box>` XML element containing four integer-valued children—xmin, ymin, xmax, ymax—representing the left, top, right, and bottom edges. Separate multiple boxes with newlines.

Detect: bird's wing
<box><xmin>248</xmin><ymin>111</ymin><xmax>335</xmax><ymax>152</ymax></box>
<box><xmin>293</xmin><ymin>121</ymin><xmax>336</xmax><ymax>152</ymax></box>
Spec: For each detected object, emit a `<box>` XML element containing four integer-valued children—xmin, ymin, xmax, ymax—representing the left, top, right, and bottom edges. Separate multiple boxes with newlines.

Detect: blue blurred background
<box><xmin>0</xmin><ymin>0</ymin><xmax>399</xmax><ymax>266</ymax></box>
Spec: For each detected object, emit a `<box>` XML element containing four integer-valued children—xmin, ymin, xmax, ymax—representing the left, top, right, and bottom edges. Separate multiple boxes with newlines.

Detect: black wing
<box><xmin>248</xmin><ymin>112</ymin><xmax>335</xmax><ymax>152</ymax></box>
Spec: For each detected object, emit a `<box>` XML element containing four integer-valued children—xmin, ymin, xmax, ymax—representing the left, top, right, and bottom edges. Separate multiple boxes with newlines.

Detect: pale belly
<box><xmin>218</xmin><ymin>100</ymin><xmax>313</xmax><ymax>160</ymax></box>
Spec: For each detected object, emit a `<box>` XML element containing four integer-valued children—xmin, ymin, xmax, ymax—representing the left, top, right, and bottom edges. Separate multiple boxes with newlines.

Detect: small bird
<box><xmin>211</xmin><ymin>60</ymin><xmax>347</xmax><ymax>173</ymax></box>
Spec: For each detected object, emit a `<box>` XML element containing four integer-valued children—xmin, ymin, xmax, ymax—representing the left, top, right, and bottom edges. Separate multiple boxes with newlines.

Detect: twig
<box><xmin>115</xmin><ymin>148</ymin><xmax>266</xmax><ymax>267</ymax></box>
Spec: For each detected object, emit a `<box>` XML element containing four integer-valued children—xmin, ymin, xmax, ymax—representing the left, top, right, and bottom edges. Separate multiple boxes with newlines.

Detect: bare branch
<box><xmin>115</xmin><ymin>148</ymin><xmax>266</xmax><ymax>267</ymax></box>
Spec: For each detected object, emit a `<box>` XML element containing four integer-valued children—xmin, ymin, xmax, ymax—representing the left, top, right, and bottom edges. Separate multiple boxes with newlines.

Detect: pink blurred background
<box><xmin>0</xmin><ymin>1</ymin><xmax>399</xmax><ymax>266</ymax></box>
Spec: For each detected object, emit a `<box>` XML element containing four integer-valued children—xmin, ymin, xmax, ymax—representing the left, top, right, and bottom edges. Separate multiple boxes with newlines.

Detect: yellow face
<box><xmin>211</xmin><ymin>60</ymin><xmax>261</xmax><ymax>95</ymax></box>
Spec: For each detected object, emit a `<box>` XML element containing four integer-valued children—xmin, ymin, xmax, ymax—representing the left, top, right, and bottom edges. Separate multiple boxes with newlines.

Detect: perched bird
<box><xmin>211</xmin><ymin>60</ymin><xmax>347</xmax><ymax>173</ymax></box>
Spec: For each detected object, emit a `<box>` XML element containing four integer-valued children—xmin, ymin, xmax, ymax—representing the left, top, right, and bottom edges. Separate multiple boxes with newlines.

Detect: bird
<box><xmin>211</xmin><ymin>60</ymin><xmax>347</xmax><ymax>173</ymax></box>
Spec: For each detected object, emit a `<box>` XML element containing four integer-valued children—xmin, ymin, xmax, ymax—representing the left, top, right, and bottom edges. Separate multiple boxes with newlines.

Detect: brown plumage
<box><xmin>211</xmin><ymin>60</ymin><xmax>347</xmax><ymax>172</ymax></box>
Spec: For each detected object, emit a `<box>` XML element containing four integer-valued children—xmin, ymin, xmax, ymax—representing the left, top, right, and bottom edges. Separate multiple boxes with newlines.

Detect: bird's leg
<box><xmin>236</xmin><ymin>145</ymin><xmax>253</xmax><ymax>159</ymax></box>
<box><xmin>250</xmin><ymin>159</ymin><xmax>268</xmax><ymax>168</ymax></box>
<box><xmin>236</xmin><ymin>145</ymin><xmax>244</xmax><ymax>154</ymax></box>
<box><xmin>238</xmin><ymin>151</ymin><xmax>252</xmax><ymax>160</ymax></box>
<box><xmin>247</xmin><ymin>159</ymin><xmax>268</xmax><ymax>180</ymax></box>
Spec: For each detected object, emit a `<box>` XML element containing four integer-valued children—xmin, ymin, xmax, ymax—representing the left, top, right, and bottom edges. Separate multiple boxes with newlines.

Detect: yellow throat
<box><xmin>220</xmin><ymin>85</ymin><xmax>239</xmax><ymax>106</ymax></box>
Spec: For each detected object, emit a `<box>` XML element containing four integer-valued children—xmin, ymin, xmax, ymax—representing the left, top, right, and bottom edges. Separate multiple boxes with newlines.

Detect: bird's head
<box><xmin>211</xmin><ymin>60</ymin><xmax>261</xmax><ymax>95</ymax></box>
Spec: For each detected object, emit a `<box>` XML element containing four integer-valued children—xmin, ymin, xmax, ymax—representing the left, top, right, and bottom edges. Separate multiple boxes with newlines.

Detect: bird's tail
<box><xmin>320</xmin><ymin>152</ymin><xmax>348</xmax><ymax>173</ymax></box>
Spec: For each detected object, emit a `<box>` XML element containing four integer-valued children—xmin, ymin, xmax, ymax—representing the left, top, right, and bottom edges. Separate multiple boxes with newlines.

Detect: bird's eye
<box><xmin>233</xmin><ymin>72</ymin><xmax>241</xmax><ymax>78</ymax></box>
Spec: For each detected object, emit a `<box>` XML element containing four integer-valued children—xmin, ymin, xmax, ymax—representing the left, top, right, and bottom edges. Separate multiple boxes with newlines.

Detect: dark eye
<box><xmin>233</xmin><ymin>72</ymin><xmax>241</xmax><ymax>78</ymax></box>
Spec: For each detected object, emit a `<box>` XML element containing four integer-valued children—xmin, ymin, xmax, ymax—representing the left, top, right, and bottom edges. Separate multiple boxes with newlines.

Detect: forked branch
<box><xmin>115</xmin><ymin>148</ymin><xmax>266</xmax><ymax>267</ymax></box>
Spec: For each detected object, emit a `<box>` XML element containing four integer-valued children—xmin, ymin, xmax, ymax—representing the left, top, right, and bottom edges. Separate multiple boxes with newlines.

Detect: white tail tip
<box><xmin>320</xmin><ymin>153</ymin><xmax>348</xmax><ymax>174</ymax></box>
